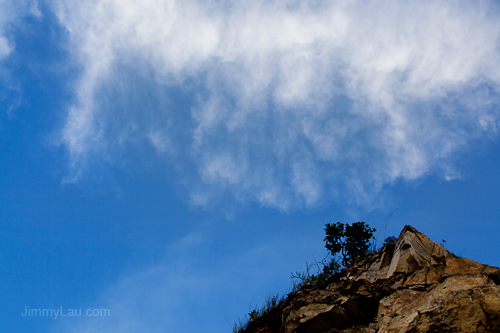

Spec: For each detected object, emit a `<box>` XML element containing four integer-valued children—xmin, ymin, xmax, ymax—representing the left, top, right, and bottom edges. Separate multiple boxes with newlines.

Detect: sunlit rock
<box><xmin>240</xmin><ymin>225</ymin><xmax>500</xmax><ymax>333</ymax></box>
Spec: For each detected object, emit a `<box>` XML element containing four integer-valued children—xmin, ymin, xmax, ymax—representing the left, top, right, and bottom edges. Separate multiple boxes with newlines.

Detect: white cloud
<box><xmin>53</xmin><ymin>0</ymin><xmax>500</xmax><ymax>208</ymax></box>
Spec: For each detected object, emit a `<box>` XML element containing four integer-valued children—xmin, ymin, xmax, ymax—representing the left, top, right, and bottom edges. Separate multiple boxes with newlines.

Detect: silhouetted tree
<box><xmin>324</xmin><ymin>221</ymin><xmax>376</xmax><ymax>266</ymax></box>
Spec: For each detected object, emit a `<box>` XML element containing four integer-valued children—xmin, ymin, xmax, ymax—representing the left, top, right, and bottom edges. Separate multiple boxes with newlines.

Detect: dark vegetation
<box><xmin>232</xmin><ymin>221</ymin><xmax>395</xmax><ymax>333</ymax></box>
<box><xmin>324</xmin><ymin>221</ymin><xmax>377</xmax><ymax>266</ymax></box>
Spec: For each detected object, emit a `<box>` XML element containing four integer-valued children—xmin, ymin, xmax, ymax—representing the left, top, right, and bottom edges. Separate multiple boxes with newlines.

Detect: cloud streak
<box><xmin>50</xmin><ymin>230</ymin><xmax>320</xmax><ymax>333</ymax></box>
<box><xmin>53</xmin><ymin>0</ymin><xmax>500</xmax><ymax>208</ymax></box>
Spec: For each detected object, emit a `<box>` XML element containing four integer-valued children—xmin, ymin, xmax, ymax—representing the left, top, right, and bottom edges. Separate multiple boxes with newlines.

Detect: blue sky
<box><xmin>1</xmin><ymin>0</ymin><xmax>500</xmax><ymax>332</ymax></box>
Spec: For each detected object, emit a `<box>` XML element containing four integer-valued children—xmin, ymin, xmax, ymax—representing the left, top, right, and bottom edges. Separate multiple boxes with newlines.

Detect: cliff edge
<box><xmin>243</xmin><ymin>225</ymin><xmax>500</xmax><ymax>333</ymax></box>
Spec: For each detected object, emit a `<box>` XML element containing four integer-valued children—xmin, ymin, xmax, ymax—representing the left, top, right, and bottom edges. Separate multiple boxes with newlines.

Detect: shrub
<box><xmin>381</xmin><ymin>236</ymin><xmax>397</xmax><ymax>248</ymax></box>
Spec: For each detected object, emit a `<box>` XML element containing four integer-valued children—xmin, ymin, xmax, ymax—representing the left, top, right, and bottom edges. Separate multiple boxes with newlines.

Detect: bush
<box><xmin>381</xmin><ymin>236</ymin><xmax>397</xmax><ymax>248</ymax></box>
<box><xmin>324</xmin><ymin>221</ymin><xmax>376</xmax><ymax>266</ymax></box>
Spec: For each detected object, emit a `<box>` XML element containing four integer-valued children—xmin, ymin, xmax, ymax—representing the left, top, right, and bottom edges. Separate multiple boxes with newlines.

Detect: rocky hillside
<box><xmin>242</xmin><ymin>225</ymin><xmax>500</xmax><ymax>333</ymax></box>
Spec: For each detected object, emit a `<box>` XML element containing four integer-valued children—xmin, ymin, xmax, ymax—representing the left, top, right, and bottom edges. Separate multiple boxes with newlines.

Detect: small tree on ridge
<box><xmin>324</xmin><ymin>221</ymin><xmax>376</xmax><ymax>267</ymax></box>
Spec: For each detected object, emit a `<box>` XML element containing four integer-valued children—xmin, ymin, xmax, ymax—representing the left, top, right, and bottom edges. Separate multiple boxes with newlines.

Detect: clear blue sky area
<box><xmin>1</xmin><ymin>1</ymin><xmax>500</xmax><ymax>332</ymax></box>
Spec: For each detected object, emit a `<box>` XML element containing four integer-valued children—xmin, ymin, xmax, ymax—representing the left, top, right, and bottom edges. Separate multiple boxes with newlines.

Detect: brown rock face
<box><xmin>385</xmin><ymin>225</ymin><xmax>449</xmax><ymax>277</ymax></box>
<box><xmin>242</xmin><ymin>225</ymin><xmax>500</xmax><ymax>333</ymax></box>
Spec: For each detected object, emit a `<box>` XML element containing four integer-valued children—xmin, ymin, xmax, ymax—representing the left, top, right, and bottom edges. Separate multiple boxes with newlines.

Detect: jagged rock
<box><xmin>386</xmin><ymin>225</ymin><xmax>449</xmax><ymax>278</ymax></box>
<box><xmin>242</xmin><ymin>225</ymin><xmax>500</xmax><ymax>333</ymax></box>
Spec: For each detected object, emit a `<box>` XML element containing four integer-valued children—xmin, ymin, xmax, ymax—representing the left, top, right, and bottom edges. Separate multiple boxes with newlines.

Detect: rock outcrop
<box><xmin>242</xmin><ymin>225</ymin><xmax>500</xmax><ymax>333</ymax></box>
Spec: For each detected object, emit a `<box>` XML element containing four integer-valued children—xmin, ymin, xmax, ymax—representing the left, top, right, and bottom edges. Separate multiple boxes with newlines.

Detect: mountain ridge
<box><xmin>240</xmin><ymin>225</ymin><xmax>500</xmax><ymax>333</ymax></box>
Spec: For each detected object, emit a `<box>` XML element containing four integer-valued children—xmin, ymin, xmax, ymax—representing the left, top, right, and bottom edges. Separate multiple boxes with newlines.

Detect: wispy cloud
<box><xmin>53</xmin><ymin>0</ymin><xmax>500</xmax><ymax>208</ymax></box>
<box><xmin>0</xmin><ymin>0</ymin><xmax>41</xmax><ymax>59</ymax></box>
<box><xmin>50</xmin><ymin>230</ymin><xmax>320</xmax><ymax>333</ymax></box>
<box><xmin>0</xmin><ymin>0</ymin><xmax>41</xmax><ymax>115</ymax></box>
